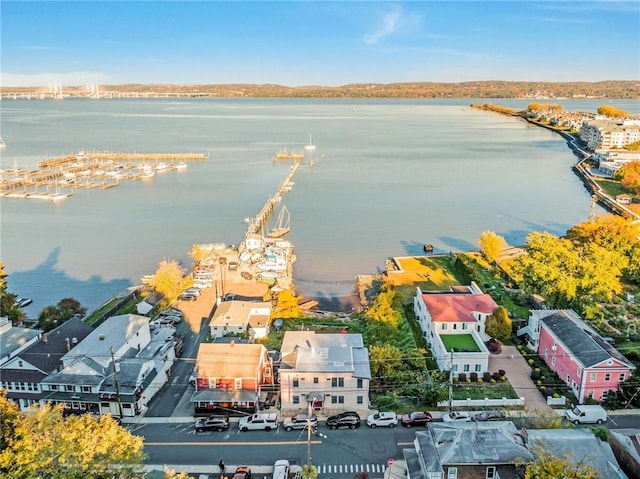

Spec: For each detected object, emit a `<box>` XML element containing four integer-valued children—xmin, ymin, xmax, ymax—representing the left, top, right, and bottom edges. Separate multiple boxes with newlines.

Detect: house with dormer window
<box><xmin>40</xmin><ymin>314</ymin><xmax>175</xmax><ymax>417</ymax></box>
<box><xmin>278</xmin><ymin>331</ymin><xmax>371</xmax><ymax>417</ymax></box>
<box><xmin>210</xmin><ymin>300</ymin><xmax>271</xmax><ymax>339</ymax></box>
<box><xmin>413</xmin><ymin>283</ymin><xmax>497</xmax><ymax>374</ymax></box>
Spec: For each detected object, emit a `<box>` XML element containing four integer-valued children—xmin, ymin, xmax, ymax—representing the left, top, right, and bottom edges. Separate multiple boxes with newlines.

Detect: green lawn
<box><xmin>440</xmin><ymin>334</ymin><xmax>481</xmax><ymax>352</ymax></box>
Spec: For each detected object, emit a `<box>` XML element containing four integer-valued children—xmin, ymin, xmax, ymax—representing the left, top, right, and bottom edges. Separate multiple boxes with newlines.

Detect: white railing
<box><xmin>437</xmin><ymin>397</ymin><xmax>525</xmax><ymax>408</ymax></box>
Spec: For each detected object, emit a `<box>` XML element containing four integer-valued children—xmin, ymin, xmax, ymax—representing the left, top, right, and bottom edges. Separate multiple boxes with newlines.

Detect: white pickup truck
<box><xmin>238</xmin><ymin>412</ymin><xmax>278</xmax><ymax>431</ymax></box>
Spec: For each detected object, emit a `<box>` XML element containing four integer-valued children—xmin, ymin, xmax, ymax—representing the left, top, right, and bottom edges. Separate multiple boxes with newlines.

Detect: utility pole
<box><xmin>110</xmin><ymin>347</ymin><xmax>124</xmax><ymax>419</ymax></box>
<box><xmin>448</xmin><ymin>348</ymin><xmax>454</xmax><ymax>413</ymax></box>
<box><xmin>307</xmin><ymin>400</ymin><xmax>312</xmax><ymax>466</ymax></box>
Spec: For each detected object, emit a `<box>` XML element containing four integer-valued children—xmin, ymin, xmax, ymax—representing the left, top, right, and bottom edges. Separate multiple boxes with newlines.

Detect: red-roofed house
<box><xmin>413</xmin><ymin>283</ymin><xmax>497</xmax><ymax>374</ymax></box>
<box><xmin>190</xmin><ymin>342</ymin><xmax>272</xmax><ymax>416</ymax></box>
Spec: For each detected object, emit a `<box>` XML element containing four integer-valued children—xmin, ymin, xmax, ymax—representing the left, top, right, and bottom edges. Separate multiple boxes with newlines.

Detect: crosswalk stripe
<box><xmin>317</xmin><ymin>464</ymin><xmax>388</xmax><ymax>474</ymax></box>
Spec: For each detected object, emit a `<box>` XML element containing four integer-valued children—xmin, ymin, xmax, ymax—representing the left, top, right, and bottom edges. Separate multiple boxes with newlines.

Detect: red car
<box><xmin>401</xmin><ymin>411</ymin><xmax>433</xmax><ymax>427</ymax></box>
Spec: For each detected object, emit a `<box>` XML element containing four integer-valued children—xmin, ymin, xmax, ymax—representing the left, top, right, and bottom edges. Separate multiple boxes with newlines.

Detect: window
<box><xmin>619</xmin><ymin>373</ymin><xmax>626</xmax><ymax>381</ymax></box>
<box><xmin>462</xmin><ymin>323</ymin><xmax>468</xmax><ymax>330</ymax></box>
<box><xmin>551</xmin><ymin>357</ymin><xmax>556</xmax><ymax>366</ymax></box>
<box><xmin>442</xmin><ymin>324</ymin><xmax>447</xmax><ymax>330</ymax></box>
<box><xmin>588</xmin><ymin>390</ymin><xmax>594</xmax><ymax>399</ymax></box>
<box><xmin>18</xmin><ymin>360</ymin><xmax>23</xmax><ymax>367</ymax></box>
<box><xmin>331</xmin><ymin>396</ymin><xmax>338</xmax><ymax>404</ymax></box>
<box><xmin>544</xmin><ymin>348</ymin><xmax>548</xmax><ymax>357</ymax></box>
<box><xmin>486</xmin><ymin>466</ymin><xmax>496</xmax><ymax>479</ymax></box>
<box><xmin>602</xmin><ymin>390</ymin><xmax>609</xmax><ymax>399</ymax></box>
<box><xmin>605</xmin><ymin>373</ymin><xmax>611</xmax><ymax>382</ymax></box>
<box><xmin>50</xmin><ymin>385</ymin><xmax>59</xmax><ymax>391</ymax></box>
<box><xmin>234</xmin><ymin>378</ymin><xmax>242</xmax><ymax>389</ymax></box>
<box><xmin>338</xmin><ymin>396</ymin><xmax>345</xmax><ymax>404</ymax></box>
<box><xmin>82</xmin><ymin>386</ymin><xmax>91</xmax><ymax>393</ymax></box>
<box><xmin>590</xmin><ymin>373</ymin><xmax>597</xmax><ymax>382</ymax></box>
<box><xmin>577</xmin><ymin>367</ymin><xmax>582</xmax><ymax>377</ymax></box>
<box><xmin>453</xmin><ymin>324</ymin><xmax>457</xmax><ymax>330</ymax></box>
<box><xmin>357</xmin><ymin>396</ymin><xmax>363</xmax><ymax>404</ymax></box>
<box><xmin>65</xmin><ymin>385</ymin><xmax>74</xmax><ymax>392</ymax></box>
<box><xmin>293</xmin><ymin>378</ymin><xmax>299</xmax><ymax>388</ymax></box>
<box><xmin>357</xmin><ymin>378</ymin><xmax>363</xmax><ymax>389</ymax></box>
<box><xmin>475</xmin><ymin>364</ymin><xmax>482</xmax><ymax>372</ymax></box>
<box><xmin>447</xmin><ymin>467</ymin><xmax>458</xmax><ymax>479</ymax></box>
<box><xmin>452</xmin><ymin>364</ymin><xmax>458</xmax><ymax>372</ymax></box>
<box><xmin>331</xmin><ymin>378</ymin><xmax>344</xmax><ymax>388</ymax></box>
<box><xmin>313</xmin><ymin>377</ymin><xmax>319</xmax><ymax>384</ymax></box>
<box><xmin>292</xmin><ymin>395</ymin><xmax>299</xmax><ymax>404</ymax></box>
<box><xmin>463</xmin><ymin>364</ymin><xmax>470</xmax><ymax>372</ymax></box>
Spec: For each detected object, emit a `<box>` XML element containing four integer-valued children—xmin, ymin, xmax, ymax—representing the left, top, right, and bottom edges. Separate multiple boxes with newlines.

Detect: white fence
<box><xmin>546</xmin><ymin>395</ymin><xmax>567</xmax><ymax>406</ymax></box>
<box><xmin>437</xmin><ymin>397</ymin><xmax>526</xmax><ymax>408</ymax></box>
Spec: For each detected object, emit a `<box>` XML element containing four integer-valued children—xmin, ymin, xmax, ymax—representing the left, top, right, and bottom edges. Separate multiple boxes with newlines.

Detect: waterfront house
<box><xmin>190</xmin><ymin>342</ymin><xmax>271</xmax><ymax>416</ymax></box>
<box><xmin>40</xmin><ymin>314</ymin><xmax>175</xmax><ymax>417</ymax></box>
<box><xmin>0</xmin><ymin>316</ymin><xmax>91</xmax><ymax>411</ymax></box>
<box><xmin>209</xmin><ymin>300</ymin><xmax>271</xmax><ymax>339</ymax></box>
<box><xmin>535</xmin><ymin>310</ymin><xmax>635</xmax><ymax>403</ymax></box>
<box><xmin>413</xmin><ymin>283</ymin><xmax>496</xmax><ymax>375</ymax></box>
<box><xmin>278</xmin><ymin>331</ymin><xmax>371</xmax><ymax>417</ymax></box>
<box><xmin>580</xmin><ymin>119</ymin><xmax>640</xmax><ymax>150</ymax></box>
<box><xmin>0</xmin><ymin>317</ymin><xmax>42</xmax><ymax>367</ymax></box>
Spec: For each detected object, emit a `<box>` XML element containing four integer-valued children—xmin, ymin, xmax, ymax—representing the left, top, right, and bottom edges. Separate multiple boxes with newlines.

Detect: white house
<box><xmin>413</xmin><ymin>284</ymin><xmax>496</xmax><ymax>375</ymax></box>
<box><xmin>278</xmin><ymin>331</ymin><xmax>371</xmax><ymax>417</ymax></box>
<box><xmin>210</xmin><ymin>300</ymin><xmax>271</xmax><ymax>339</ymax></box>
<box><xmin>40</xmin><ymin>314</ymin><xmax>175</xmax><ymax>417</ymax></box>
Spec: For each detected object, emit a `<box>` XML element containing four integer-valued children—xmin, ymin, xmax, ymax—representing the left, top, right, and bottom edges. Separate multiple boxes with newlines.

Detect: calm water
<box><xmin>2</xmin><ymin>98</ymin><xmax>638</xmax><ymax>314</ymax></box>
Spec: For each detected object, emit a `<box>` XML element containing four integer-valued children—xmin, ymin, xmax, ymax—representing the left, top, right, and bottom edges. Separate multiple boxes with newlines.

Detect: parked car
<box><xmin>194</xmin><ymin>415</ymin><xmax>229</xmax><ymax>432</ymax></box>
<box><xmin>366</xmin><ymin>411</ymin><xmax>398</xmax><ymax>428</ymax></box>
<box><xmin>442</xmin><ymin>411</ymin><xmax>471</xmax><ymax>423</ymax></box>
<box><xmin>283</xmin><ymin>413</ymin><xmax>318</xmax><ymax>431</ymax></box>
<box><xmin>401</xmin><ymin>411</ymin><xmax>433</xmax><ymax>427</ymax></box>
<box><xmin>177</xmin><ymin>293</ymin><xmax>197</xmax><ymax>302</ymax></box>
<box><xmin>272</xmin><ymin>460</ymin><xmax>289</xmax><ymax>479</ymax></box>
<box><xmin>159</xmin><ymin>307</ymin><xmax>183</xmax><ymax>318</ymax></box>
<box><xmin>241</xmin><ymin>271</ymin><xmax>253</xmax><ymax>280</ymax></box>
<box><xmin>238</xmin><ymin>412</ymin><xmax>278</xmax><ymax>431</ymax></box>
<box><xmin>326</xmin><ymin>411</ymin><xmax>361</xmax><ymax>429</ymax></box>
<box><xmin>224</xmin><ymin>293</ymin><xmax>236</xmax><ymax>302</ymax></box>
<box><xmin>232</xmin><ymin>466</ymin><xmax>251</xmax><ymax>479</ymax></box>
<box><xmin>472</xmin><ymin>410</ymin><xmax>506</xmax><ymax>422</ymax></box>
<box><xmin>564</xmin><ymin>405</ymin><xmax>607</xmax><ymax>425</ymax></box>
<box><xmin>182</xmin><ymin>287</ymin><xmax>201</xmax><ymax>296</ymax></box>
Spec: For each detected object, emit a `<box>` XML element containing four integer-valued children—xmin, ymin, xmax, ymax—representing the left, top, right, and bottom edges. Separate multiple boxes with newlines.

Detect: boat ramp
<box><xmin>0</xmin><ymin>150</ymin><xmax>205</xmax><ymax>201</ymax></box>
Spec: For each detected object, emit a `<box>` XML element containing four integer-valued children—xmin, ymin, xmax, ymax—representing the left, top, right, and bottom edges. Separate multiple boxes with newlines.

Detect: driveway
<box><xmin>489</xmin><ymin>345</ymin><xmax>553</xmax><ymax>414</ymax></box>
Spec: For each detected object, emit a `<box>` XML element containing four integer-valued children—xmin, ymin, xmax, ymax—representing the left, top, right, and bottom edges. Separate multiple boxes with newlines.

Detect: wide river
<box><xmin>2</xmin><ymin>98</ymin><xmax>638</xmax><ymax>314</ymax></box>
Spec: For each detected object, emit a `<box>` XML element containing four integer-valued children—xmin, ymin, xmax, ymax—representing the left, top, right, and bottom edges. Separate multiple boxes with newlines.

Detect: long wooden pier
<box><xmin>245</xmin><ymin>162</ymin><xmax>300</xmax><ymax>239</ymax></box>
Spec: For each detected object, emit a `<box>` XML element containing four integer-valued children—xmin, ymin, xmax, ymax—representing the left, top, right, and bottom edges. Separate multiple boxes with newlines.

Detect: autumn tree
<box><xmin>597</xmin><ymin>105</ymin><xmax>628</xmax><ymax>118</ymax></box>
<box><xmin>0</xmin><ymin>262</ymin><xmax>23</xmax><ymax>323</ymax></box>
<box><xmin>188</xmin><ymin>244</ymin><xmax>214</xmax><ymax>265</ymax></box>
<box><xmin>0</xmin><ymin>396</ymin><xmax>144</xmax><ymax>478</ymax></box>
<box><xmin>363</xmin><ymin>285</ymin><xmax>401</xmax><ymax>329</ymax></box>
<box><xmin>37</xmin><ymin>297</ymin><xmax>86</xmax><ymax>332</ymax></box>
<box><xmin>613</xmin><ymin>160</ymin><xmax>640</xmax><ymax>193</ymax></box>
<box><xmin>478</xmin><ymin>230</ymin><xmax>508</xmax><ymax>263</ymax></box>
<box><xmin>485</xmin><ymin>306</ymin><xmax>512</xmax><ymax>341</ymax></box>
<box><xmin>149</xmin><ymin>259</ymin><xmax>190</xmax><ymax>301</ymax></box>
<box><xmin>270</xmin><ymin>289</ymin><xmax>302</xmax><ymax>319</ymax></box>
<box><xmin>369</xmin><ymin>344</ymin><xmax>403</xmax><ymax>380</ymax></box>
<box><xmin>518</xmin><ymin>440</ymin><xmax>602</xmax><ymax>479</ymax></box>
<box><xmin>514</xmin><ymin>231</ymin><xmax>624</xmax><ymax>315</ymax></box>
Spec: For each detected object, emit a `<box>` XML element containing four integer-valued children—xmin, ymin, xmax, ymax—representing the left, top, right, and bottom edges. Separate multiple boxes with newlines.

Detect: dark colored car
<box><xmin>401</xmin><ymin>411</ymin><xmax>433</xmax><ymax>427</ymax></box>
<box><xmin>472</xmin><ymin>410</ymin><xmax>506</xmax><ymax>421</ymax></box>
<box><xmin>326</xmin><ymin>411</ymin><xmax>361</xmax><ymax>429</ymax></box>
<box><xmin>194</xmin><ymin>414</ymin><xmax>229</xmax><ymax>432</ymax></box>
<box><xmin>233</xmin><ymin>466</ymin><xmax>251</xmax><ymax>479</ymax></box>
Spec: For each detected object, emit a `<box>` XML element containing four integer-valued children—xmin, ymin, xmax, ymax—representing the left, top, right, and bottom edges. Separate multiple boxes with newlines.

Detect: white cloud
<box><xmin>364</xmin><ymin>6</ymin><xmax>403</xmax><ymax>45</ymax></box>
<box><xmin>0</xmin><ymin>71</ymin><xmax>110</xmax><ymax>87</ymax></box>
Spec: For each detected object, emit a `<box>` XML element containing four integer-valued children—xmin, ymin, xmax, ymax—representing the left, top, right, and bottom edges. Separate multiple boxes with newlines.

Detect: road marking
<box><xmin>319</xmin><ymin>464</ymin><xmax>386</xmax><ymax>474</ymax></box>
<box><xmin>145</xmin><ymin>440</ymin><xmax>323</xmax><ymax>446</ymax></box>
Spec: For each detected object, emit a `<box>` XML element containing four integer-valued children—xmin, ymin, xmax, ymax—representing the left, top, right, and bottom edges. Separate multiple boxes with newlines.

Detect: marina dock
<box><xmin>1</xmin><ymin>151</ymin><xmax>206</xmax><ymax>201</ymax></box>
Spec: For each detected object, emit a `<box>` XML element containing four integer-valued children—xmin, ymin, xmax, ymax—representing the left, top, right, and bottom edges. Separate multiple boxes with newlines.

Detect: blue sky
<box><xmin>2</xmin><ymin>1</ymin><xmax>639</xmax><ymax>87</ymax></box>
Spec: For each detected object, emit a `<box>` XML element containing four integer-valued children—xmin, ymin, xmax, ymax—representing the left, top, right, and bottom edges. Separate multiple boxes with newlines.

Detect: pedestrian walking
<box><xmin>219</xmin><ymin>460</ymin><xmax>225</xmax><ymax>475</ymax></box>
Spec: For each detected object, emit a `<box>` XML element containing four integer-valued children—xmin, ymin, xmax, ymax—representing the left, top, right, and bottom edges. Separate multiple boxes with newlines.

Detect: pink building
<box><xmin>538</xmin><ymin>311</ymin><xmax>635</xmax><ymax>403</ymax></box>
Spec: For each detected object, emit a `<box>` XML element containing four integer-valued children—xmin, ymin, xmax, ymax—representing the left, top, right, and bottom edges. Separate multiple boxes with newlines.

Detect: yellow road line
<box><xmin>145</xmin><ymin>440</ymin><xmax>323</xmax><ymax>446</ymax></box>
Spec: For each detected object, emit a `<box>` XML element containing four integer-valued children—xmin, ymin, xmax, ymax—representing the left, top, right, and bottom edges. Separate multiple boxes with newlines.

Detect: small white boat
<box><xmin>175</xmin><ymin>161</ymin><xmax>187</xmax><ymax>170</ymax></box>
<box><xmin>155</xmin><ymin>162</ymin><xmax>168</xmax><ymax>171</ymax></box>
<box><xmin>304</xmin><ymin>134</ymin><xmax>316</xmax><ymax>151</ymax></box>
<box><xmin>16</xmin><ymin>297</ymin><xmax>33</xmax><ymax>307</ymax></box>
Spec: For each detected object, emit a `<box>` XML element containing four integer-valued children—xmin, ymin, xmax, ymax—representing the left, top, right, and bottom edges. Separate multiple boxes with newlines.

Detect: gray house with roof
<box><xmin>40</xmin><ymin>314</ymin><xmax>176</xmax><ymax>417</ymax></box>
<box><xmin>1</xmin><ymin>316</ymin><xmax>90</xmax><ymax>411</ymax></box>
<box><xmin>279</xmin><ymin>331</ymin><xmax>371</xmax><ymax>417</ymax></box>
<box><xmin>402</xmin><ymin>422</ymin><xmax>627</xmax><ymax>479</ymax></box>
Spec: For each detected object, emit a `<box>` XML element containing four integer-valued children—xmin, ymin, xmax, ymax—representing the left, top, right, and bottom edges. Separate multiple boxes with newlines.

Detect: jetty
<box><xmin>273</xmin><ymin>149</ymin><xmax>305</xmax><ymax>161</ymax></box>
<box><xmin>1</xmin><ymin>150</ymin><xmax>206</xmax><ymax>201</ymax></box>
<box><xmin>245</xmin><ymin>162</ymin><xmax>300</xmax><ymax>239</ymax></box>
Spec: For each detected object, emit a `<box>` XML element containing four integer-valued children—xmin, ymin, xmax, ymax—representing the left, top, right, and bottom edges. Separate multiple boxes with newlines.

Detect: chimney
<box><xmin>99</xmin><ymin>334</ymin><xmax>105</xmax><ymax>340</ymax></box>
<box><xmin>72</xmin><ymin>337</ymin><xmax>78</xmax><ymax>345</ymax></box>
<box><xmin>65</xmin><ymin>338</ymin><xmax>71</xmax><ymax>352</ymax></box>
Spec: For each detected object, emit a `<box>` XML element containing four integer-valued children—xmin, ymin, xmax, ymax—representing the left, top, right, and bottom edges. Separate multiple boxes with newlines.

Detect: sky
<box><xmin>1</xmin><ymin>1</ymin><xmax>639</xmax><ymax>87</ymax></box>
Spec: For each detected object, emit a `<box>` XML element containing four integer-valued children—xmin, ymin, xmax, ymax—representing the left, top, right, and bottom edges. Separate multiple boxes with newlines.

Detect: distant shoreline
<box><xmin>1</xmin><ymin>80</ymin><xmax>638</xmax><ymax>100</ymax></box>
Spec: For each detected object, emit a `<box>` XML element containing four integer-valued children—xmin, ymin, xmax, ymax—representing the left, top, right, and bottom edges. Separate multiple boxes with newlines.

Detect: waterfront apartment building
<box><xmin>580</xmin><ymin>119</ymin><xmax>640</xmax><ymax>150</ymax></box>
<box><xmin>278</xmin><ymin>331</ymin><xmax>371</xmax><ymax>417</ymax></box>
